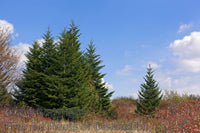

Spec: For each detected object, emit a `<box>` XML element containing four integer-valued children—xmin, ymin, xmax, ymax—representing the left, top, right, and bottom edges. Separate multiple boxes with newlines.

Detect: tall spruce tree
<box><xmin>13</xmin><ymin>29</ymin><xmax>57</xmax><ymax>108</ymax></box>
<box><xmin>13</xmin><ymin>41</ymin><xmax>44</xmax><ymax>107</ymax></box>
<box><xmin>52</xmin><ymin>22</ymin><xmax>94</xmax><ymax>111</ymax></box>
<box><xmin>39</xmin><ymin>28</ymin><xmax>58</xmax><ymax>109</ymax></box>
<box><xmin>84</xmin><ymin>41</ymin><xmax>114</xmax><ymax>112</ymax></box>
<box><xmin>135</xmin><ymin>65</ymin><xmax>163</xmax><ymax>117</ymax></box>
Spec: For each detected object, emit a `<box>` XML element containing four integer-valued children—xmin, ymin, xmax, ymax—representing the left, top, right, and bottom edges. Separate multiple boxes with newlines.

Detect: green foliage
<box><xmin>0</xmin><ymin>85</ymin><xmax>12</xmax><ymax>104</ymax></box>
<box><xmin>51</xmin><ymin>22</ymin><xmax>95</xmax><ymax>112</ymax></box>
<box><xmin>107</xmin><ymin>103</ymin><xmax>118</xmax><ymax>119</ymax></box>
<box><xmin>135</xmin><ymin>65</ymin><xmax>163</xmax><ymax>117</ymax></box>
<box><xmin>84</xmin><ymin>41</ymin><xmax>114</xmax><ymax>113</ymax></box>
<box><xmin>162</xmin><ymin>90</ymin><xmax>197</xmax><ymax>103</ymax></box>
<box><xmin>13</xmin><ymin>22</ymin><xmax>99</xmax><ymax>119</ymax></box>
<box><xmin>112</xmin><ymin>96</ymin><xmax>137</xmax><ymax>104</ymax></box>
<box><xmin>12</xmin><ymin>21</ymin><xmax>114</xmax><ymax>119</ymax></box>
<box><xmin>13</xmin><ymin>41</ymin><xmax>44</xmax><ymax>107</ymax></box>
<box><xmin>41</xmin><ymin>107</ymin><xmax>85</xmax><ymax>120</ymax></box>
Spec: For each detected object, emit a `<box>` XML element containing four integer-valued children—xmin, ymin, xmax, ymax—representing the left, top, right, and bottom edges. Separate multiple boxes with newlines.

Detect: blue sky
<box><xmin>1</xmin><ymin>0</ymin><xmax>200</xmax><ymax>99</ymax></box>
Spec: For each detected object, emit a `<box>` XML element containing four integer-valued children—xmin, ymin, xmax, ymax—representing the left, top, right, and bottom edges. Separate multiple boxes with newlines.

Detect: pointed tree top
<box><xmin>148</xmin><ymin>64</ymin><xmax>151</xmax><ymax>69</ymax></box>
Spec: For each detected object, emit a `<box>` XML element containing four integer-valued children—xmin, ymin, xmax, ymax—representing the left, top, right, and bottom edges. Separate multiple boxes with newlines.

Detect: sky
<box><xmin>1</xmin><ymin>0</ymin><xmax>200</xmax><ymax>99</ymax></box>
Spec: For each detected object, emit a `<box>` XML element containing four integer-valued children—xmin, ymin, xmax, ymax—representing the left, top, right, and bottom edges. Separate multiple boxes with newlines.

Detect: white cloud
<box><xmin>0</xmin><ymin>19</ymin><xmax>19</xmax><ymax>40</ymax></box>
<box><xmin>177</xmin><ymin>23</ymin><xmax>192</xmax><ymax>33</ymax></box>
<box><xmin>36</xmin><ymin>39</ymin><xmax>45</xmax><ymax>47</ymax></box>
<box><xmin>129</xmin><ymin>93</ymin><xmax>138</xmax><ymax>99</ymax></box>
<box><xmin>13</xmin><ymin>37</ymin><xmax>59</xmax><ymax>70</ymax></box>
<box><xmin>155</xmin><ymin>71</ymin><xmax>172</xmax><ymax>90</ymax></box>
<box><xmin>170</xmin><ymin>31</ymin><xmax>200</xmax><ymax>73</ymax></box>
<box><xmin>158</xmin><ymin>73</ymin><xmax>200</xmax><ymax>95</ymax></box>
<box><xmin>0</xmin><ymin>20</ymin><xmax>14</xmax><ymax>34</ymax></box>
<box><xmin>116</xmin><ymin>65</ymin><xmax>133</xmax><ymax>76</ymax></box>
<box><xmin>147</xmin><ymin>62</ymin><xmax>161</xmax><ymax>69</ymax></box>
<box><xmin>173</xmin><ymin>75</ymin><xmax>200</xmax><ymax>95</ymax></box>
<box><xmin>101</xmin><ymin>78</ymin><xmax>114</xmax><ymax>90</ymax></box>
<box><xmin>155</xmin><ymin>31</ymin><xmax>200</xmax><ymax>96</ymax></box>
<box><xmin>13</xmin><ymin>43</ymin><xmax>32</xmax><ymax>68</ymax></box>
<box><xmin>105</xmin><ymin>83</ymin><xmax>114</xmax><ymax>90</ymax></box>
<box><xmin>36</xmin><ymin>38</ymin><xmax>59</xmax><ymax>47</ymax></box>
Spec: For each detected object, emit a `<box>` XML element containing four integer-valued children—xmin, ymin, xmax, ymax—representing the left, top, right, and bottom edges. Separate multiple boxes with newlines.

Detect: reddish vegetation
<box><xmin>109</xmin><ymin>97</ymin><xmax>200</xmax><ymax>132</ymax></box>
<box><xmin>0</xmin><ymin>97</ymin><xmax>200</xmax><ymax>132</ymax></box>
<box><xmin>153</xmin><ymin>99</ymin><xmax>200</xmax><ymax>132</ymax></box>
<box><xmin>112</xmin><ymin>100</ymin><xmax>136</xmax><ymax>120</ymax></box>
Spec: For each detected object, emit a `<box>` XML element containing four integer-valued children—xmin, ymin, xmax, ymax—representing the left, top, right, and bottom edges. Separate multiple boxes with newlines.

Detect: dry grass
<box><xmin>0</xmin><ymin>102</ymin><xmax>149</xmax><ymax>133</ymax></box>
<box><xmin>1</xmin><ymin>95</ymin><xmax>200</xmax><ymax>133</ymax></box>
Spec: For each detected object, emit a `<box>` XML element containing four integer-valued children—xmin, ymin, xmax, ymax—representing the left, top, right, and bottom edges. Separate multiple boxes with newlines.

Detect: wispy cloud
<box><xmin>129</xmin><ymin>92</ymin><xmax>138</xmax><ymax>99</ymax></box>
<box><xmin>156</xmin><ymin>71</ymin><xmax>200</xmax><ymax>95</ymax></box>
<box><xmin>14</xmin><ymin>37</ymin><xmax>60</xmax><ymax>70</ymax></box>
<box><xmin>124</xmin><ymin>51</ymin><xmax>131</xmax><ymax>57</ymax></box>
<box><xmin>36</xmin><ymin>39</ymin><xmax>45</xmax><ymax>47</ymax></box>
<box><xmin>177</xmin><ymin>23</ymin><xmax>192</xmax><ymax>33</ymax></box>
<box><xmin>101</xmin><ymin>78</ymin><xmax>114</xmax><ymax>90</ymax></box>
<box><xmin>140</xmin><ymin>44</ymin><xmax>149</xmax><ymax>48</ymax></box>
<box><xmin>147</xmin><ymin>61</ymin><xmax>161</xmax><ymax>69</ymax></box>
<box><xmin>116</xmin><ymin>65</ymin><xmax>133</xmax><ymax>76</ymax></box>
<box><xmin>13</xmin><ymin>43</ymin><xmax>32</xmax><ymax>69</ymax></box>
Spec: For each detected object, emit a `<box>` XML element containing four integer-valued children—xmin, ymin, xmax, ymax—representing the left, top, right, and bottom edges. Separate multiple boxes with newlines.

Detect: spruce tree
<box><xmin>84</xmin><ymin>41</ymin><xmax>114</xmax><ymax>112</ymax></box>
<box><xmin>13</xmin><ymin>41</ymin><xmax>44</xmax><ymax>107</ymax></box>
<box><xmin>52</xmin><ymin>22</ymin><xmax>94</xmax><ymax>111</ymax></box>
<box><xmin>135</xmin><ymin>65</ymin><xmax>163</xmax><ymax>117</ymax></box>
<box><xmin>41</xmin><ymin>27</ymin><xmax>56</xmax><ymax>74</ymax></box>
<box><xmin>0</xmin><ymin>85</ymin><xmax>12</xmax><ymax>104</ymax></box>
<box><xmin>13</xmin><ymin>29</ymin><xmax>59</xmax><ymax>109</ymax></box>
<box><xmin>39</xmin><ymin>28</ymin><xmax>58</xmax><ymax>109</ymax></box>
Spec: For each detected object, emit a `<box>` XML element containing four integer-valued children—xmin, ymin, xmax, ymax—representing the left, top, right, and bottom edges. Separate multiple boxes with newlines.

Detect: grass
<box><xmin>0</xmin><ymin>91</ymin><xmax>200</xmax><ymax>133</ymax></box>
<box><xmin>0</xmin><ymin>103</ymin><xmax>149</xmax><ymax>133</ymax></box>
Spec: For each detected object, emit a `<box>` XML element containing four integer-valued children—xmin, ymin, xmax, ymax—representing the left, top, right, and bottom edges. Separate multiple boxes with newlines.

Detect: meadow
<box><xmin>0</xmin><ymin>91</ymin><xmax>200</xmax><ymax>133</ymax></box>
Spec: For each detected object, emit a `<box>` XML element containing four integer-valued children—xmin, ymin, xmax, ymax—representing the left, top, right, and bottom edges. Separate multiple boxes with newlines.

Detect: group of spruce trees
<box><xmin>0</xmin><ymin>21</ymin><xmax>163</xmax><ymax>118</ymax></box>
<box><xmin>13</xmin><ymin>22</ymin><xmax>114</xmax><ymax>115</ymax></box>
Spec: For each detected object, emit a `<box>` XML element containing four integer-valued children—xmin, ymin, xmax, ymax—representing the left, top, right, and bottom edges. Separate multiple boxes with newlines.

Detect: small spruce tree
<box><xmin>0</xmin><ymin>85</ymin><xmax>12</xmax><ymax>104</ymax></box>
<box><xmin>135</xmin><ymin>65</ymin><xmax>163</xmax><ymax>117</ymax></box>
<box><xmin>84</xmin><ymin>41</ymin><xmax>114</xmax><ymax>113</ymax></box>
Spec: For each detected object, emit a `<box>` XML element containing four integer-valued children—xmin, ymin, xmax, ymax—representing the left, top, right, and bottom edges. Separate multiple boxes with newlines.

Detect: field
<box><xmin>0</xmin><ymin>93</ymin><xmax>200</xmax><ymax>133</ymax></box>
